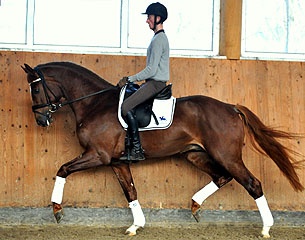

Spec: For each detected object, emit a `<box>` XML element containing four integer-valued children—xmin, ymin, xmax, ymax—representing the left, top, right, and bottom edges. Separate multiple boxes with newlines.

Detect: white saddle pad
<box><xmin>118</xmin><ymin>85</ymin><xmax>176</xmax><ymax>131</ymax></box>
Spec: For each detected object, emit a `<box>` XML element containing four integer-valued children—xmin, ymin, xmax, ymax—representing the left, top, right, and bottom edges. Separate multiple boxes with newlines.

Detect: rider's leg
<box><xmin>120</xmin><ymin>81</ymin><xmax>166</xmax><ymax>161</ymax></box>
<box><xmin>120</xmin><ymin>110</ymin><xmax>145</xmax><ymax>161</ymax></box>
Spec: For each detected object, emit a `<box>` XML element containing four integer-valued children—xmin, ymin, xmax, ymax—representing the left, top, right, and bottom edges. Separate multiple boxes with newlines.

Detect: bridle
<box><xmin>30</xmin><ymin>67</ymin><xmax>117</xmax><ymax>117</ymax></box>
<box><xmin>30</xmin><ymin>67</ymin><xmax>60</xmax><ymax>114</ymax></box>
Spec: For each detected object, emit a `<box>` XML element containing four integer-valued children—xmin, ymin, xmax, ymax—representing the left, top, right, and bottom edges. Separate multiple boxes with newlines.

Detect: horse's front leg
<box><xmin>111</xmin><ymin>163</ymin><xmax>145</xmax><ymax>236</ymax></box>
<box><xmin>51</xmin><ymin>176</ymin><xmax>66</xmax><ymax>223</ymax></box>
<box><xmin>51</xmin><ymin>150</ymin><xmax>107</xmax><ymax>223</ymax></box>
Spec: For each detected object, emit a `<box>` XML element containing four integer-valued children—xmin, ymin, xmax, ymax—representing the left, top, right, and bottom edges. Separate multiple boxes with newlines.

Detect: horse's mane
<box><xmin>37</xmin><ymin>61</ymin><xmax>113</xmax><ymax>86</ymax></box>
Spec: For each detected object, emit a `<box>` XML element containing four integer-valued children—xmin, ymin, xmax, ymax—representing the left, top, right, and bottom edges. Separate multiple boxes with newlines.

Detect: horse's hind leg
<box><xmin>185</xmin><ymin>151</ymin><xmax>233</xmax><ymax>222</ymax></box>
<box><xmin>111</xmin><ymin>164</ymin><xmax>145</xmax><ymax>236</ymax></box>
<box><xmin>223</xmin><ymin>160</ymin><xmax>274</xmax><ymax>238</ymax></box>
<box><xmin>187</xmin><ymin>150</ymin><xmax>273</xmax><ymax>238</ymax></box>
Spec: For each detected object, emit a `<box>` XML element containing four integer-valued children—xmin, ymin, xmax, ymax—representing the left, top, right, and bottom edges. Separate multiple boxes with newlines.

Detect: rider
<box><xmin>118</xmin><ymin>2</ymin><xmax>170</xmax><ymax>161</ymax></box>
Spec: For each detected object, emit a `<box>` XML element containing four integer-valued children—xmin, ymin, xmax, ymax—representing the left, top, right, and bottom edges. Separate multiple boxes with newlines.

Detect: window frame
<box><xmin>241</xmin><ymin>0</ymin><xmax>305</xmax><ymax>61</ymax></box>
<box><xmin>0</xmin><ymin>0</ymin><xmax>220</xmax><ymax>58</ymax></box>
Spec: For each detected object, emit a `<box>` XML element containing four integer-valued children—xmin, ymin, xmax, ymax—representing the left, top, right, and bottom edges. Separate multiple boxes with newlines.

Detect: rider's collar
<box><xmin>155</xmin><ymin>29</ymin><xmax>165</xmax><ymax>35</ymax></box>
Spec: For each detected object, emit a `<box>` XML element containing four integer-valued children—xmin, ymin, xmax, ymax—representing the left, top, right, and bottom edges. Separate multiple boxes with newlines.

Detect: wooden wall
<box><xmin>0</xmin><ymin>50</ymin><xmax>304</xmax><ymax>211</ymax></box>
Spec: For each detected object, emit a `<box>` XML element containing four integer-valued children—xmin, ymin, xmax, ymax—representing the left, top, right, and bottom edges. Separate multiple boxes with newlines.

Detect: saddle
<box><xmin>122</xmin><ymin>82</ymin><xmax>173</xmax><ymax>128</ymax></box>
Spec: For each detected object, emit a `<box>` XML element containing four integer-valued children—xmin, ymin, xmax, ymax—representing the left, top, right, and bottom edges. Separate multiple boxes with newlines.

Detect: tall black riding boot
<box><xmin>120</xmin><ymin>111</ymin><xmax>145</xmax><ymax>161</ymax></box>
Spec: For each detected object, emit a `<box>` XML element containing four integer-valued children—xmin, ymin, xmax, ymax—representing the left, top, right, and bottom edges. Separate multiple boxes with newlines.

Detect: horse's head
<box><xmin>22</xmin><ymin>63</ymin><xmax>63</xmax><ymax>127</ymax></box>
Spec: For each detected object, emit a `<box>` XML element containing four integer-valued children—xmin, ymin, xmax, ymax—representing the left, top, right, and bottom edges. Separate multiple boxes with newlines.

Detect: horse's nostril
<box><xmin>36</xmin><ymin>118</ymin><xmax>48</xmax><ymax>127</ymax></box>
<box><xmin>36</xmin><ymin>119</ymin><xmax>43</xmax><ymax>126</ymax></box>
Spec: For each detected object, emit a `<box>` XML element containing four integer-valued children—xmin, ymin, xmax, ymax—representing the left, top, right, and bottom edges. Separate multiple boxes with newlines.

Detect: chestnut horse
<box><xmin>22</xmin><ymin>62</ymin><xmax>304</xmax><ymax>238</ymax></box>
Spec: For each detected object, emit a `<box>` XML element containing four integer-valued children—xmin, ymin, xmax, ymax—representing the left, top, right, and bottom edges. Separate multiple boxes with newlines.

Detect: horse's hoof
<box><xmin>262</xmin><ymin>233</ymin><xmax>270</xmax><ymax>238</ymax></box>
<box><xmin>125</xmin><ymin>225</ymin><xmax>142</xmax><ymax>236</ymax></box>
<box><xmin>54</xmin><ymin>210</ymin><xmax>64</xmax><ymax>223</ymax></box>
<box><xmin>191</xmin><ymin>200</ymin><xmax>201</xmax><ymax>222</ymax></box>
<box><xmin>261</xmin><ymin>226</ymin><xmax>271</xmax><ymax>238</ymax></box>
<box><xmin>192</xmin><ymin>209</ymin><xmax>201</xmax><ymax>222</ymax></box>
<box><xmin>125</xmin><ymin>230</ymin><xmax>137</xmax><ymax>236</ymax></box>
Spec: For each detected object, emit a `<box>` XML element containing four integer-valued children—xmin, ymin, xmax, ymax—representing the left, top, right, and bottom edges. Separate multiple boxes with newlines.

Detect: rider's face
<box><xmin>146</xmin><ymin>15</ymin><xmax>155</xmax><ymax>30</ymax></box>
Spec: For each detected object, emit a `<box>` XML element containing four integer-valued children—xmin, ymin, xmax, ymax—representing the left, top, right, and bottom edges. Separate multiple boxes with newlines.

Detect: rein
<box><xmin>57</xmin><ymin>87</ymin><xmax>117</xmax><ymax>108</ymax></box>
<box><xmin>31</xmin><ymin>67</ymin><xmax>117</xmax><ymax>112</ymax></box>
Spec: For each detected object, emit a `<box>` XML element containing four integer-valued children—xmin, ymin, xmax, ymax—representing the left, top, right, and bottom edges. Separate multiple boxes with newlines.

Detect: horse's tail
<box><xmin>234</xmin><ymin>104</ymin><xmax>304</xmax><ymax>192</ymax></box>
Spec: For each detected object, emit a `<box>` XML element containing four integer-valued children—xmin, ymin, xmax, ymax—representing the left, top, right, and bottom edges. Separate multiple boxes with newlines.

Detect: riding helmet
<box><xmin>143</xmin><ymin>2</ymin><xmax>168</xmax><ymax>23</ymax></box>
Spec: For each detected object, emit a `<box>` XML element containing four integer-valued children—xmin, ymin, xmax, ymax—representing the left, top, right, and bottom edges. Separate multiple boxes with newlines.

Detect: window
<box><xmin>0</xmin><ymin>0</ymin><xmax>27</xmax><ymax>44</ymax></box>
<box><xmin>128</xmin><ymin>0</ymin><xmax>220</xmax><ymax>57</ymax></box>
<box><xmin>242</xmin><ymin>0</ymin><xmax>305</xmax><ymax>60</ymax></box>
<box><xmin>0</xmin><ymin>0</ymin><xmax>219</xmax><ymax>57</ymax></box>
<box><xmin>34</xmin><ymin>0</ymin><xmax>121</xmax><ymax>48</ymax></box>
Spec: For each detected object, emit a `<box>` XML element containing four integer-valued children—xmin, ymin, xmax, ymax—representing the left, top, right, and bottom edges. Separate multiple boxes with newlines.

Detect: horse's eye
<box><xmin>33</xmin><ymin>88</ymin><xmax>40</xmax><ymax>94</ymax></box>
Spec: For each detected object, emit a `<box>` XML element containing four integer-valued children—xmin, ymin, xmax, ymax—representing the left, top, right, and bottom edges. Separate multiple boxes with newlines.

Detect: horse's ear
<box><xmin>21</xmin><ymin>63</ymin><xmax>35</xmax><ymax>74</ymax></box>
<box><xmin>21</xmin><ymin>63</ymin><xmax>39</xmax><ymax>84</ymax></box>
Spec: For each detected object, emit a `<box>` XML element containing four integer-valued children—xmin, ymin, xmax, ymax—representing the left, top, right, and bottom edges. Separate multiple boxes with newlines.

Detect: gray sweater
<box><xmin>128</xmin><ymin>30</ymin><xmax>169</xmax><ymax>82</ymax></box>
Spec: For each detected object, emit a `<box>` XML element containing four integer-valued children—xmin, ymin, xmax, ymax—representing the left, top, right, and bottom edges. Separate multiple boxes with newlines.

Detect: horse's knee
<box><xmin>57</xmin><ymin>165</ymin><xmax>69</xmax><ymax>178</ymax></box>
<box><xmin>127</xmin><ymin>186</ymin><xmax>137</xmax><ymax>202</ymax></box>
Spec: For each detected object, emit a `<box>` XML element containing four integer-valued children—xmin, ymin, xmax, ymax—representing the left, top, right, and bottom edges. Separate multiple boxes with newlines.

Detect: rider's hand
<box><xmin>117</xmin><ymin>76</ymin><xmax>129</xmax><ymax>88</ymax></box>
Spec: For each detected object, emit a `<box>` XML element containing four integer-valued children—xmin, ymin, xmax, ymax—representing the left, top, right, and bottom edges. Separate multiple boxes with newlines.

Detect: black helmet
<box><xmin>143</xmin><ymin>2</ymin><xmax>168</xmax><ymax>23</ymax></box>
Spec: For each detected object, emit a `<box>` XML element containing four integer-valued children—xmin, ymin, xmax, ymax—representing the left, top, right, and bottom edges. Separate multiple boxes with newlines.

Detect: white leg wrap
<box><xmin>255</xmin><ymin>195</ymin><xmax>274</xmax><ymax>227</ymax></box>
<box><xmin>129</xmin><ymin>200</ymin><xmax>145</xmax><ymax>227</ymax></box>
<box><xmin>192</xmin><ymin>181</ymin><xmax>219</xmax><ymax>205</ymax></box>
<box><xmin>51</xmin><ymin>176</ymin><xmax>66</xmax><ymax>204</ymax></box>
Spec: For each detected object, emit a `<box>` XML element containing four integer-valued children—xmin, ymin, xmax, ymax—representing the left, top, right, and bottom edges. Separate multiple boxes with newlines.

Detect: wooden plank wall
<box><xmin>0</xmin><ymin>51</ymin><xmax>304</xmax><ymax>211</ymax></box>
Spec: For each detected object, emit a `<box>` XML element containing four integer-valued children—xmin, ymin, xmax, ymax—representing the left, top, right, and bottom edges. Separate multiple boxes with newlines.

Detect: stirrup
<box><xmin>129</xmin><ymin>149</ymin><xmax>145</xmax><ymax>161</ymax></box>
<box><xmin>119</xmin><ymin>152</ymin><xmax>130</xmax><ymax>161</ymax></box>
<box><xmin>119</xmin><ymin>148</ymin><xmax>145</xmax><ymax>161</ymax></box>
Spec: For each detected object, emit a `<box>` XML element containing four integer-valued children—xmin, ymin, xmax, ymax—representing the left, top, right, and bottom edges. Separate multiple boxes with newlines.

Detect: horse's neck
<box><xmin>57</xmin><ymin>66</ymin><xmax>111</xmax><ymax>98</ymax></box>
<box><xmin>60</xmin><ymin>76</ymin><xmax>114</xmax><ymax>124</ymax></box>
<box><xmin>62</xmin><ymin>77</ymin><xmax>106</xmax><ymax>98</ymax></box>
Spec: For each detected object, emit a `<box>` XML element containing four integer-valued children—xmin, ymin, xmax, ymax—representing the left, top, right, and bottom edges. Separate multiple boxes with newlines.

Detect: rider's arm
<box><xmin>128</xmin><ymin>33</ymin><xmax>169</xmax><ymax>82</ymax></box>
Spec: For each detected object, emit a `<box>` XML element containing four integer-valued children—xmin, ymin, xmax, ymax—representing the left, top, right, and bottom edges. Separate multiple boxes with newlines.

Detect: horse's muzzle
<box><xmin>35</xmin><ymin>111</ymin><xmax>53</xmax><ymax>127</ymax></box>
